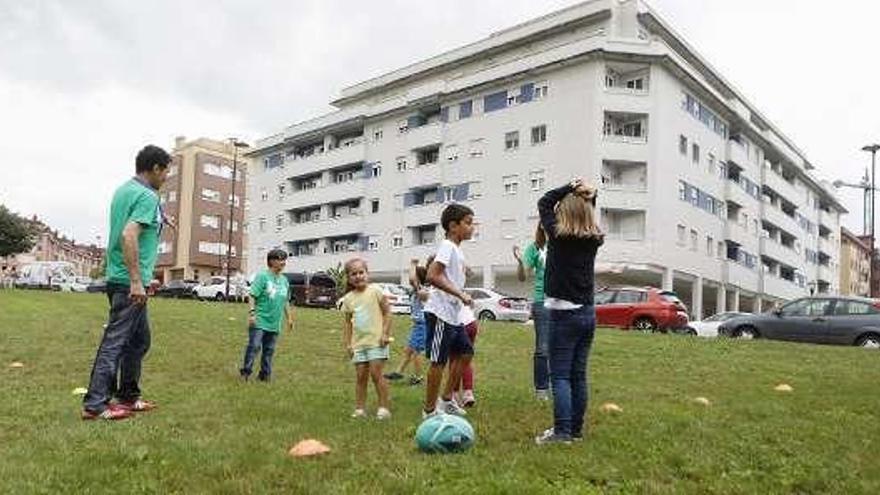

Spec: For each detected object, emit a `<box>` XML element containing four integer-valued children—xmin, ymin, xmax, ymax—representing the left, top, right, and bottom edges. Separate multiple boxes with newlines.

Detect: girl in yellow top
<box><xmin>340</xmin><ymin>258</ymin><xmax>393</xmax><ymax>419</ymax></box>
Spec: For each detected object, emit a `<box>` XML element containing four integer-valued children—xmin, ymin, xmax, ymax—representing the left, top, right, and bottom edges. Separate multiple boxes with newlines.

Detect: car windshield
<box><xmin>594</xmin><ymin>290</ymin><xmax>614</xmax><ymax>305</ymax></box>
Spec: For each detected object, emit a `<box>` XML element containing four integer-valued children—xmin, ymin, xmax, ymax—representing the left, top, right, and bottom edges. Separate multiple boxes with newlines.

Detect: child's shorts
<box><xmin>351</xmin><ymin>346</ymin><xmax>390</xmax><ymax>364</ymax></box>
<box><xmin>407</xmin><ymin>319</ymin><xmax>427</xmax><ymax>352</ymax></box>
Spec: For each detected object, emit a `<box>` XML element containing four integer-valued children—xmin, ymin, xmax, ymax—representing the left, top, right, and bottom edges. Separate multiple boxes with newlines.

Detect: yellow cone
<box><xmin>693</xmin><ymin>397</ymin><xmax>711</xmax><ymax>406</ymax></box>
<box><xmin>288</xmin><ymin>439</ymin><xmax>331</xmax><ymax>458</ymax></box>
<box><xmin>72</xmin><ymin>387</ymin><xmax>88</xmax><ymax>395</ymax></box>
<box><xmin>9</xmin><ymin>362</ymin><xmax>24</xmax><ymax>369</ymax></box>
<box><xmin>599</xmin><ymin>402</ymin><xmax>623</xmax><ymax>413</ymax></box>
<box><xmin>774</xmin><ymin>383</ymin><xmax>793</xmax><ymax>392</ymax></box>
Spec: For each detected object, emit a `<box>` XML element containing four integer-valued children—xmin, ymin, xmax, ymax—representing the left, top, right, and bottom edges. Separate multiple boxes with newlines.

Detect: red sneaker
<box><xmin>116</xmin><ymin>399</ymin><xmax>157</xmax><ymax>412</ymax></box>
<box><xmin>81</xmin><ymin>404</ymin><xmax>132</xmax><ymax>421</ymax></box>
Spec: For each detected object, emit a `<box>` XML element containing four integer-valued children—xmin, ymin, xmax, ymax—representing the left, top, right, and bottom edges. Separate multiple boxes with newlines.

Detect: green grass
<box><xmin>1</xmin><ymin>290</ymin><xmax>878</xmax><ymax>494</ymax></box>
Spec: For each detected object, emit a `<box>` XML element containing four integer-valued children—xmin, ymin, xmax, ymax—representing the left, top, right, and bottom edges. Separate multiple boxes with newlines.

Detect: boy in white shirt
<box><xmin>422</xmin><ymin>204</ymin><xmax>475</xmax><ymax>417</ymax></box>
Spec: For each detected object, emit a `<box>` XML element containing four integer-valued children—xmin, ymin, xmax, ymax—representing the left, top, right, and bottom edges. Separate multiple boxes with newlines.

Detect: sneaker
<box><xmin>81</xmin><ymin>404</ymin><xmax>132</xmax><ymax>421</ymax></box>
<box><xmin>116</xmin><ymin>399</ymin><xmax>156</xmax><ymax>413</ymax></box>
<box><xmin>376</xmin><ymin>407</ymin><xmax>392</xmax><ymax>420</ymax></box>
<box><xmin>351</xmin><ymin>408</ymin><xmax>367</xmax><ymax>419</ymax></box>
<box><xmin>572</xmin><ymin>432</ymin><xmax>584</xmax><ymax>442</ymax></box>
<box><xmin>408</xmin><ymin>375</ymin><xmax>423</xmax><ymax>386</ymax></box>
<box><xmin>438</xmin><ymin>397</ymin><xmax>467</xmax><ymax>416</ymax></box>
<box><xmin>384</xmin><ymin>372</ymin><xmax>404</xmax><ymax>380</ymax></box>
<box><xmin>535</xmin><ymin>389</ymin><xmax>551</xmax><ymax>401</ymax></box>
<box><xmin>422</xmin><ymin>408</ymin><xmax>442</xmax><ymax>419</ymax></box>
<box><xmin>534</xmin><ymin>427</ymin><xmax>572</xmax><ymax>445</ymax></box>
<box><xmin>461</xmin><ymin>390</ymin><xmax>476</xmax><ymax>408</ymax></box>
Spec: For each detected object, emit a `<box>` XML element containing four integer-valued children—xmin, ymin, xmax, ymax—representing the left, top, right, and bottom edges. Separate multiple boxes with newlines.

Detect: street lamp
<box><xmin>225</xmin><ymin>138</ymin><xmax>249</xmax><ymax>300</ymax></box>
<box><xmin>832</xmin><ymin>175</ymin><xmax>875</xmax><ymax>236</ymax></box>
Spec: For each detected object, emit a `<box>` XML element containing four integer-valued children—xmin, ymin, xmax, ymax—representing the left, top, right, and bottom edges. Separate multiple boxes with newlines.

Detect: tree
<box><xmin>0</xmin><ymin>205</ymin><xmax>37</xmax><ymax>257</ymax></box>
<box><xmin>325</xmin><ymin>262</ymin><xmax>348</xmax><ymax>298</ymax></box>
<box><xmin>89</xmin><ymin>256</ymin><xmax>106</xmax><ymax>279</ymax></box>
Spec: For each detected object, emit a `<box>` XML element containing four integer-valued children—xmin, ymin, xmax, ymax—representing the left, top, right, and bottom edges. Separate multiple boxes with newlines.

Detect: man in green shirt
<box><xmin>514</xmin><ymin>223</ymin><xmax>551</xmax><ymax>400</ymax></box>
<box><xmin>82</xmin><ymin>145</ymin><xmax>171</xmax><ymax>421</ymax></box>
<box><xmin>240</xmin><ymin>249</ymin><xmax>293</xmax><ymax>382</ymax></box>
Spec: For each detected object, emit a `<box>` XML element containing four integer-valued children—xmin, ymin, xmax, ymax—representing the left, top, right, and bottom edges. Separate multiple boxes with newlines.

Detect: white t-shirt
<box><xmin>424</xmin><ymin>239</ymin><xmax>466</xmax><ymax>325</ymax></box>
<box><xmin>459</xmin><ymin>305</ymin><xmax>476</xmax><ymax>326</ymax></box>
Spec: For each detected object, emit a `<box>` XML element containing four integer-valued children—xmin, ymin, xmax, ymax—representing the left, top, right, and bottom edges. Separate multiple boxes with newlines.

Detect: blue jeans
<box><xmin>83</xmin><ymin>283</ymin><xmax>151</xmax><ymax>412</ymax></box>
<box><xmin>532</xmin><ymin>303</ymin><xmax>551</xmax><ymax>391</ymax></box>
<box><xmin>548</xmin><ymin>305</ymin><xmax>596</xmax><ymax>437</ymax></box>
<box><xmin>240</xmin><ymin>327</ymin><xmax>279</xmax><ymax>380</ymax></box>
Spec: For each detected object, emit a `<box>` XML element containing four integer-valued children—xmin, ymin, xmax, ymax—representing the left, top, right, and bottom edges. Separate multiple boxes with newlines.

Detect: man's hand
<box><xmin>459</xmin><ymin>291</ymin><xmax>473</xmax><ymax>307</ymax></box>
<box><xmin>130</xmin><ymin>284</ymin><xmax>148</xmax><ymax>305</ymax></box>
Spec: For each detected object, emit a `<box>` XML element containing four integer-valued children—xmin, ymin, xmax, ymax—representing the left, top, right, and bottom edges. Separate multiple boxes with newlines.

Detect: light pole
<box><xmin>862</xmin><ymin>144</ymin><xmax>880</xmax><ymax>298</ymax></box>
<box><xmin>832</xmin><ymin>176</ymin><xmax>876</xmax><ymax>236</ymax></box>
<box><xmin>225</xmin><ymin>138</ymin><xmax>249</xmax><ymax>300</ymax></box>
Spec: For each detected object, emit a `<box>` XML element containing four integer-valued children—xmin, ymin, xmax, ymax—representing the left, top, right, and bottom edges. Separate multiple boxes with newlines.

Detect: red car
<box><xmin>594</xmin><ymin>287</ymin><xmax>689</xmax><ymax>332</ymax></box>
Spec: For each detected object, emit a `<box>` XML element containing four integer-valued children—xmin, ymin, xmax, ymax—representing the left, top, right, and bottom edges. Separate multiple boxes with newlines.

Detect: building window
<box><xmin>201</xmin><ymin>188</ymin><xmax>220</xmax><ymax>202</ymax></box>
<box><xmin>717</xmin><ymin>241</ymin><xmax>725</xmax><ymax>260</ymax></box>
<box><xmin>533</xmin><ymin>82</ymin><xmax>549</xmax><ymax>100</ymax></box>
<box><xmin>416</xmin><ymin>147</ymin><xmax>439</xmax><ymax>166</ymax></box>
<box><xmin>692</xmin><ymin>143</ymin><xmax>700</xmax><ymax>164</ymax></box>
<box><xmin>261</xmin><ymin>188</ymin><xmax>268</xmax><ymax>201</ymax></box>
<box><xmin>677</xmin><ymin>225</ymin><xmax>686</xmax><ymax>246</ymax></box>
<box><xmin>415</xmin><ymin>225</ymin><xmax>436</xmax><ymax>245</ymax></box>
<box><xmin>397</xmin><ymin>119</ymin><xmax>409</xmax><ymax>134</ymax></box>
<box><xmin>276</xmin><ymin>215</ymin><xmax>284</xmax><ymax>229</ymax></box>
<box><xmin>200</xmin><ymin>215</ymin><xmax>220</xmax><ymax>229</ymax></box>
<box><xmin>529</xmin><ymin>170</ymin><xmax>545</xmax><ymax>191</ymax></box>
<box><xmin>203</xmin><ymin>162</ymin><xmax>232</xmax><ymax>179</ymax></box>
<box><xmin>392</xmin><ymin>235</ymin><xmax>403</xmax><ymax>248</ymax></box>
<box><xmin>469</xmin><ymin>138</ymin><xmax>485</xmax><ymax>158</ymax></box>
<box><xmin>167</xmin><ymin>164</ymin><xmax>178</xmax><ymax>177</ymax></box>
<box><xmin>504</xmin><ymin>131</ymin><xmax>520</xmax><ymax>151</ymax></box>
<box><xmin>459</xmin><ymin>100</ymin><xmax>473</xmax><ymax>119</ymax></box>
<box><xmin>371</xmin><ymin>162</ymin><xmax>382</xmax><ymax>178</ymax></box>
<box><xmin>258</xmin><ymin>218</ymin><xmax>266</xmax><ymax>232</ymax></box>
<box><xmin>373</xmin><ymin>129</ymin><xmax>383</xmax><ymax>141</ymax></box>
<box><xmin>367</xmin><ymin>236</ymin><xmax>379</xmax><ymax>251</ymax></box>
<box><xmin>168</xmin><ymin>190</ymin><xmax>176</xmax><ymax>203</ymax></box>
<box><xmin>278</xmin><ymin>183</ymin><xmax>286</xmax><ymax>198</ymax></box>
<box><xmin>198</xmin><ymin>242</ymin><xmax>227</xmax><ymax>255</ymax></box>
<box><xmin>484</xmin><ymin>90</ymin><xmax>508</xmax><ymax>113</ymax></box>
<box><xmin>690</xmin><ymin>229</ymin><xmax>698</xmax><ymax>251</ymax></box>
<box><xmin>501</xmin><ymin>219</ymin><xmax>517</xmax><ymax>240</ymax></box>
<box><xmin>227</xmin><ymin>194</ymin><xmax>240</xmax><ymax>207</ymax></box>
<box><xmin>679</xmin><ymin>135</ymin><xmax>687</xmax><ymax>155</ymax></box>
<box><xmin>706</xmin><ymin>236</ymin><xmax>714</xmax><ymax>256</ymax></box>
<box><xmin>531</xmin><ymin>125</ymin><xmax>547</xmax><ymax>145</ymax></box>
<box><xmin>503</xmin><ymin>175</ymin><xmax>519</xmax><ymax>195</ymax></box>
<box><xmin>158</xmin><ymin>241</ymin><xmax>172</xmax><ymax>254</ymax></box>
<box><xmin>396</xmin><ymin>156</ymin><xmax>407</xmax><ymax>172</ymax></box>
<box><xmin>333</xmin><ymin>169</ymin><xmax>356</xmax><ymax>184</ymax></box>
<box><xmin>371</xmin><ymin>199</ymin><xmax>379</xmax><ymax>214</ymax></box>
<box><xmin>707</xmin><ymin>153</ymin><xmax>716</xmax><ymax>174</ymax></box>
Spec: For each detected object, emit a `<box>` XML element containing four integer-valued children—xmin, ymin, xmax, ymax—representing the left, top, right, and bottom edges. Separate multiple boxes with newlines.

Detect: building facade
<box><xmin>155</xmin><ymin>137</ymin><xmax>249</xmax><ymax>282</ymax></box>
<box><xmin>0</xmin><ymin>216</ymin><xmax>104</xmax><ymax>278</ymax></box>
<box><xmin>246</xmin><ymin>0</ymin><xmax>845</xmax><ymax>318</ymax></box>
<box><xmin>839</xmin><ymin>228</ymin><xmax>871</xmax><ymax>297</ymax></box>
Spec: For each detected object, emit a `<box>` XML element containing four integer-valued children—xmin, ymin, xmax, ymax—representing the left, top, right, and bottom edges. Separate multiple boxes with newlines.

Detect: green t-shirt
<box><xmin>106</xmin><ymin>178</ymin><xmax>161</xmax><ymax>287</ymax></box>
<box><xmin>341</xmin><ymin>284</ymin><xmax>385</xmax><ymax>350</ymax></box>
<box><xmin>249</xmin><ymin>270</ymin><xmax>290</xmax><ymax>333</ymax></box>
<box><xmin>523</xmin><ymin>242</ymin><xmax>546</xmax><ymax>303</ymax></box>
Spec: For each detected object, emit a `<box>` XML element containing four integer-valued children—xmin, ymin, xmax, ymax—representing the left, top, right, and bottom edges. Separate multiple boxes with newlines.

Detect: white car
<box><xmin>375</xmin><ymin>283</ymin><xmax>412</xmax><ymax>314</ymax></box>
<box><xmin>193</xmin><ymin>276</ymin><xmax>250</xmax><ymax>302</ymax></box>
<box><xmin>464</xmin><ymin>287</ymin><xmax>530</xmax><ymax>322</ymax></box>
<box><xmin>686</xmin><ymin>312</ymin><xmax>752</xmax><ymax>337</ymax></box>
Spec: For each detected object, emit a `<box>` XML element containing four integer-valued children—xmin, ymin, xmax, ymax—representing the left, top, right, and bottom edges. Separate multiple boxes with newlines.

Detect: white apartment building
<box><xmin>246</xmin><ymin>0</ymin><xmax>846</xmax><ymax>318</ymax></box>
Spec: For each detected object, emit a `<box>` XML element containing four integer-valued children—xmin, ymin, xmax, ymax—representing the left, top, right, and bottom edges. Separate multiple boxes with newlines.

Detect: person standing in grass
<box><xmin>341</xmin><ymin>258</ymin><xmax>393</xmax><ymax>419</ymax></box>
<box><xmin>422</xmin><ymin>203</ymin><xmax>475</xmax><ymax>418</ymax></box>
<box><xmin>240</xmin><ymin>249</ymin><xmax>293</xmax><ymax>382</ymax></box>
<box><xmin>385</xmin><ymin>259</ymin><xmax>429</xmax><ymax>386</ymax></box>
<box><xmin>514</xmin><ymin>223</ymin><xmax>551</xmax><ymax>401</ymax></box>
<box><xmin>534</xmin><ymin>178</ymin><xmax>604</xmax><ymax>445</ymax></box>
<box><xmin>82</xmin><ymin>145</ymin><xmax>171</xmax><ymax>421</ymax></box>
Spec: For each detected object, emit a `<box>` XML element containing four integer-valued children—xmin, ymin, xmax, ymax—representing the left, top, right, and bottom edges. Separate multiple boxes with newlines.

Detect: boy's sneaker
<box><xmin>422</xmin><ymin>408</ymin><xmax>442</xmax><ymax>419</ymax></box>
<box><xmin>534</xmin><ymin>428</ymin><xmax>572</xmax><ymax>445</ymax></box>
<box><xmin>116</xmin><ymin>399</ymin><xmax>156</xmax><ymax>413</ymax></box>
<box><xmin>438</xmin><ymin>398</ymin><xmax>467</xmax><ymax>416</ymax></box>
<box><xmin>408</xmin><ymin>375</ymin><xmax>423</xmax><ymax>386</ymax></box>
<box><xmin>461</xmin><ymin>390</ymin><xmax>476</xmax><ymax>408</ymax></box>
<box><xmin>351</xmin><ymin>408</ymin><xmax>367</xmax><ymax>419</ymax></box>
<box><xmin>384</xmin><ymin>372</ymin><xmax>404</xmax><ymax>380</ymax></box>
<box><xmin>81</xmin><ymin>404</ymin><xmax>132</xmax><ymax>421</ymax></box>
<box><xmin>376</xmin><ymin>408</ymin><xmax>392</xmax><ymax>420</ymax></box>
<box><xmin>535</xmin><ymin>389</ymin><xmax>551</xmax><ymax>401</ymax></box>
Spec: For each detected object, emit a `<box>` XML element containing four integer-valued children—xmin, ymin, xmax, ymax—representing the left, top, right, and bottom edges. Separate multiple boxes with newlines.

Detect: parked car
<box><xmin>686</xmin><ymin>311</ymin><xmax>752</xmax><ymax>337</ymax></box>
<box><xmin>68</xmin><ymin>276</ymin><xmax>93</xmax><ymax>293</ymax></box>
<box><xmin>595</xmin><ymin>287</ymin><xmax>689</xmax><ymax>332</ymax></box>
<box><xmin>463</xmin><ymin>287</ymin><xmax>530</xmax><ymax>322</ymax></box>
<box><xmin>375</xmin><ymin>283</ymin><xmax>412</xmax><ymax>314</ymax></box>
<box><xmin>156</xmin><ymin>279</ymin><xmax>199</xmax><ymax>299</ymax></box>
<box><xmin>86</xmin><ymin>278</ymin><xmax>107</xmax><ymax>293</ymax></box>
<box><xmin>192</xmin><ymin>276</ymin><xmax>248</xmax><ymax>301</ymax></box>
<box><xmin>717</xmin><ymin>296</ymin><xmax>880</xmax><ymax>348</ymax></box>
<box><xmin>284</xmin><ymin>272</ymin><xmax>338</xmax><ymax>308</ymax></box>
<box><xmin>15</xmin><ymin>261</ymin><xmax>77</xmax><ymax>290</ymax></box>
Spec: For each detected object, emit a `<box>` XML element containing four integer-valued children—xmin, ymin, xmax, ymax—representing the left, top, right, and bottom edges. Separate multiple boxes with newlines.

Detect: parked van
<box><xmin>15</xmin><ymin>262</ymin><xmax>77</xmax><ymax>290</ymax></box>
<box><xmin>283</xmin><ymin>271</ymin><xmax>338</xmax><ymax>308</ymax></box>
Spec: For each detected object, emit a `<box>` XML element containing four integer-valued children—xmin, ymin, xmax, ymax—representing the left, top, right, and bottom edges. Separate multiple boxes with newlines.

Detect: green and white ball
<box><xmin>415</xmin><ymin>414</ymin><xmax>475</xmax><ymax>453</ymax></box>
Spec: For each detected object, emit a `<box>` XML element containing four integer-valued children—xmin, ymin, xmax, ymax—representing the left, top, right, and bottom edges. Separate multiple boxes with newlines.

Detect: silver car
<box><xmin>464</xmin><ymin>287</ymin><xmax>530</xmax><ymax>322</ymax></box>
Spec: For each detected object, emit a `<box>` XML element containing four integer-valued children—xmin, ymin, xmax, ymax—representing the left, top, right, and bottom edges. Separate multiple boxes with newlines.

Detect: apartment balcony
<box><xmin>763</xmin><ymin>170</ymin><xmax>800</xmax><ymax>206</ymax></box>
<box><xmin>817</xmin><ymin>264</ymin><xmax>835</xmax><ymax>283</ymax></box>
<box><xmin>763</xmin><ymin>205</ymin><xmax>800</xmax><ymax>238</ymax></box>
<box><xmin>600</xmin><ymin>136</ymin><xmax>649</xmax><ymax>164</ymax></box>
<box><xmin>818</xmin><ymin>209</ymin><xmax>837</xmax><ymax>231</ymax></box>
<box><xmin>600</xmin><ymin>187</ymin><xmax>649</xmax><ymax>210</ymax></box>
<box><xmin>760</xmin><ymin>237</ymin><xmax>798</xmax><ymax>265</ymax></box>
<box><xmin>283</xmin><ymin>179</ymin><xmax>367</xmax><ymax>211</ymax></box>
<box><xmin>405</xmin><ymin>123</ymin><xmax>444</xmax><ymax>151</ymax></box>
<box><xmin>724</xmin><ymin>179</ymin><xmax>758</xmax><ymax>209</ymax></box>
<box><xmin>725</xmin><ymin>140</ymin><xmax>750</xmax><ymax>169</ymax></box>
<box><xmin>724</xmin><ymin>260</ymin><xmax>760</xmax><ymax>291</ymax></box>
<box><xmin>284</xmin><ymin>140</ymin><xmax>366</xmax><ymax>177</ymax></box>
<box><xmin>284</xmin><ymin>214</ymin><xmax>365</xmax><ymax>242</ymax></box>
<box><xmin>818</xmin><ymin>236</ymin><xmax>835</xmax><ymax>256</ymax></box>
<box><xmin>763</xmin><ymin>274</ymin><xmax>806</xmax><ymax>302</ymax></box>
<box><xmin>405</xmin><ymin>162</ymin><xmax>444</xmax><ymax>189</ymax></box>
<box><xmin>402</xmin><ymin>202</ymin><xmax>444</xmax><ymax>228</ymax></box>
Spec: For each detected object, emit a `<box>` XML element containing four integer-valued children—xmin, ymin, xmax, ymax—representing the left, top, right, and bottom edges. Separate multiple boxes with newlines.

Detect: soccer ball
<box><xmin>415</xmin><ymin>414</ymin><xmax>475</xmax><ymax>453</ymax></box>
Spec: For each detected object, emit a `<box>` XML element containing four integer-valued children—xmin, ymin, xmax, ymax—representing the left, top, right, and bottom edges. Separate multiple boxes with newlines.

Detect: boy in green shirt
<box><xmin>82</xmin><ymin>145</ymin><xmax>171</xmax><ymax>421</ymax></box>
<box><xmin>240</xmin><ymin>249</ymin><xmax>293</xmax><ymax>382</ymax></box>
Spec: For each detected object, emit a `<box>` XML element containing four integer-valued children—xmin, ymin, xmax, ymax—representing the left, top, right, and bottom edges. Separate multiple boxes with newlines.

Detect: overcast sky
<box><xmin>1</xmin><ymin>0</ymin><xmax>878</xmax><ymax>244</ymax></box>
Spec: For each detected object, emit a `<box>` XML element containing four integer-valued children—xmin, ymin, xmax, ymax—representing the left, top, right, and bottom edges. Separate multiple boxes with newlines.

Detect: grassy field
<box><xmin>1</xmin><ymin>290</ymin><xmax>878</xmax><ymax>494</ymax></box>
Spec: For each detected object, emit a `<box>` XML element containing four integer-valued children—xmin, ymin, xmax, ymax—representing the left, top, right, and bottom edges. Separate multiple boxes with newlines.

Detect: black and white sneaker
<box><xmin>534</xmin><ymin>428</ymin><xmax>572</xmax><ymax>445</ymax></box>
